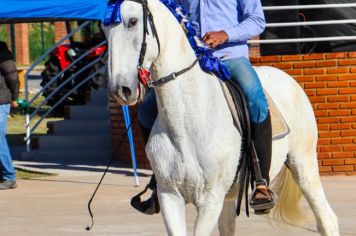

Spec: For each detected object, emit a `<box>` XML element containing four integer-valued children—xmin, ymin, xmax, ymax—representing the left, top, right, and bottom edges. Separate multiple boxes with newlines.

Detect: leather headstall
<box><xmin>126</xmin><ymin>0</ymin><xmax>200</xmax><ymax>88</ymax></box>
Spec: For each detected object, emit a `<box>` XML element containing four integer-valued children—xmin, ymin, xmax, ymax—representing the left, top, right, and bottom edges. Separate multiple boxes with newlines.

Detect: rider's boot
<box><xmin>249</xmin><ymin>112</ymin><xmax>277</xmax><ymax>215</ymax></box>
<box><xmin>130</xmin><ymin>123</ymin><xmax>160</xmax><ymax>215</ymax></box>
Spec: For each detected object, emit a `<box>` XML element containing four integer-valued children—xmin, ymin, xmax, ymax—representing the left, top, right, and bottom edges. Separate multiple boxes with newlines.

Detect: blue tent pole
<box><xmin>122</xmin><ymin>105</ymin><xmax>139</xmax><ymax>186</ymax></box>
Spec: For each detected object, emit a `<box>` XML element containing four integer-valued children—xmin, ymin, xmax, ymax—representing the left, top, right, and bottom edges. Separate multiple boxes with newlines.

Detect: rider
<box><xmin>134</xmin><ymin>0</ymin><xmax>275</xmax><ymax>215</ymax></box>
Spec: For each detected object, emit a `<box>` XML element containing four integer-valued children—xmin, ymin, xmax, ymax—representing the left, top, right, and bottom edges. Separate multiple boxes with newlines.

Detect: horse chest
<box><xmin>147</xmin><ymin>131</ymin><xmax>207</xmax><ymax>184</ymax></box>
<box><xmin>147</xmin><ymin>122</ymin><xmax>237</xmax><ymax>202</ymax></box>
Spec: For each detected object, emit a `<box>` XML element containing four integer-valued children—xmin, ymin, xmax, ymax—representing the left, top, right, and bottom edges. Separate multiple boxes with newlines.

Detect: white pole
<box><xmin>25</xmin><ymin>114</ymin><xmax>30</xmax><ymax>152</ymax></box>
<box><xmin>24</xmin><ymin>68</ymin><xmax>31</xmax><ymax>152</ymax></box>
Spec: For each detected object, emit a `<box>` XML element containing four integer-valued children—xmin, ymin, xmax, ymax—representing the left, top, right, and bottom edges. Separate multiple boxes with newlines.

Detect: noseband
<box><xmin>125</xmin><ymin>0</ymin><xmax>200</xmax><ymax>88</ymax></box>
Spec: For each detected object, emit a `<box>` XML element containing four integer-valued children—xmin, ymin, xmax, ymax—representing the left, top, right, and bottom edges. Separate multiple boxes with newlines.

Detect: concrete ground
<box><xmin>1</xmin><ymin>164</ymin><xmax>356</xmax><ymax>236</ymax></box>
<box><xmin>26</xmin><ymin>70</ymin><xmax>42</xmax><ymax>93</ymax></box>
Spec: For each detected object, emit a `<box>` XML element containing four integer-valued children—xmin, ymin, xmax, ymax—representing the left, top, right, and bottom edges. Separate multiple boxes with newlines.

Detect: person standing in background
<box><xmin>0</xmin><ymin>41</ymin><xmax>19</xmax><ymax>190</ymax></box>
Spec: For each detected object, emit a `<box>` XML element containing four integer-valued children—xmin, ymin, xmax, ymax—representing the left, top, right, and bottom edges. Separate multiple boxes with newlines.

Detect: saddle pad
<box><xmin>220</xmin><ymin>81</ymin><xmax>290</xmax><ymax>141</ymax></box>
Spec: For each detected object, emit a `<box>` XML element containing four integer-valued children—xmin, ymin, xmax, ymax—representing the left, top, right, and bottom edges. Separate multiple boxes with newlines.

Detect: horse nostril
<box><xmin>122</xmin><ymin>86</ymin><xmax>132</xmax><ymax>98</ymax></box>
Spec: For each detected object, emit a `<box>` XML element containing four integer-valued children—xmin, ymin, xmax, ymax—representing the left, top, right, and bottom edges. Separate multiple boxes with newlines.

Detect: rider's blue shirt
<box><xmin>180</xmin><ymin>0</ymin><xmax>266</xmax><ymax>60</ymax></box>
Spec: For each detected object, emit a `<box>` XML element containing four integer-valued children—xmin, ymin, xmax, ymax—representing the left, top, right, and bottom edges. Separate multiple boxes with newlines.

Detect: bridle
<box><xmin>124</xmin><ymin>0</ymin><xmax>200</xmax><ymax>88</ymax></box>
<box><xmin>125</xmin><ymin>0</ymin><xmax>160</xmax><ymax>87</ymax></box>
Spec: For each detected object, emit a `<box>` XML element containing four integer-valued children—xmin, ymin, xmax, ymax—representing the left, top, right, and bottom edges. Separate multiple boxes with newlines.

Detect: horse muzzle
<box><xmin>108</xmin><ymin>84</ymin><xmax>137</xmax><ymax>105</ymax></box>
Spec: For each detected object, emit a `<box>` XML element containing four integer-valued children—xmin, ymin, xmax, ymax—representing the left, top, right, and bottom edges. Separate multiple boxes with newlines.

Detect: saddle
<box><xmin>220</xmin><ymin>80</ymin><xmax>290</xmax><ymax>141</ymax></box>
<box><xmin>220</xmin><ymin>79</ymin><xmax>289</xmax><ymax>216</ymax></box>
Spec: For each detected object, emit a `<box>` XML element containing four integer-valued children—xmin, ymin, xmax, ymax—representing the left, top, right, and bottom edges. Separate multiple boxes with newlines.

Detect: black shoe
<box><xmin>130</xmin><ymin>122</ymin><xmax>161</xmax><ymax>215</ymax></box>
<box><xmin>131</xmin><ymin>175</ymin><xmax>160</xmax><ymax>215</ymax></box>
<box><xmin>249</xmin><ymin>180</ymin><xmax>276</xmax><ymax>214</ymax></box>
<box><xmin>0</xmin><ymin>179</ymin><xmax>17</xmax><ymax>190</ymax></box>
<box><xmin>249</xmin><ymin>112</ymin><xmax>276</xmax><ymax>214</ymax></box>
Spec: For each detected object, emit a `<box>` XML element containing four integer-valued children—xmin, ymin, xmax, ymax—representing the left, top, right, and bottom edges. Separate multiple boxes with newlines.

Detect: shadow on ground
<box><xmin>9</xmin><ymin>143</ymin><xmax>150</xmax><ymax>177</ymax></box>
<box><xmin>16</xmin><ymin>162</ymin><xmax>151</xmax><ymax>177</ymax></box>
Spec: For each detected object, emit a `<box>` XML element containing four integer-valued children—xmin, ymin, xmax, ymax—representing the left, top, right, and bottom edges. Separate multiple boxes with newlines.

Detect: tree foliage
<box><xmin>29</xmin><ymin>23</ymin><xmax>55</xmax><ymax>63</ymax></box>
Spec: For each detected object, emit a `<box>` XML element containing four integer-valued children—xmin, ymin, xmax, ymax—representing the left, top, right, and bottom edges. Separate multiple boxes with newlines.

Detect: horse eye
<box><xmin>128</xmin><ymin>18</ymin><xmax>138</xmax><ymax>28</ymax></box>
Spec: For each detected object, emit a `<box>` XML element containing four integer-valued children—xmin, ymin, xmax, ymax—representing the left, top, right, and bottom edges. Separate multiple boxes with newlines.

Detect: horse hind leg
<box><xmin>287</xmin><ymin>149</ymin><xmax>339</xmax><ymax>236</ymax></box>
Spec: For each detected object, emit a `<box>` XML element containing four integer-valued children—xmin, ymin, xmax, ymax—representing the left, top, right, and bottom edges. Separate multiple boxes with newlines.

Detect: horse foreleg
<box><xmin>194</xmin><ymin>189</ymin><xmax>226</xmax><ymax>236</ymax></box>
<box><xmin>218</xmin><ymin>197</ymin><xmax>237</xmax><ymax>236</ymax></box>
<box><xmin>288</xmin><ymin>151</ymin><xmax>339</xmax><ymax>236</ymax></box>
<box><xmin>158</xmin><ymin>187</ymin><xmax>187</xmax><ymax>236</ymax></box>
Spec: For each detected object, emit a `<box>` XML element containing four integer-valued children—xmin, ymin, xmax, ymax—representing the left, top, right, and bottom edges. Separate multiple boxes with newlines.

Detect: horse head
<box><xmin>103</xmin><ymin>0</ymin><xmax>160</xmax><ymax>105</ymax></box>
<box><xmin>104</xmin><ymin>0</ymin><xmax>199</xmax><ymax>106</ymax></box>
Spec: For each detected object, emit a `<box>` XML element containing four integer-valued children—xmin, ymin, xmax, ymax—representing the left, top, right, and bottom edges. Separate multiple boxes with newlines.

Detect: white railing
<box><xmin>250</xmin><ymin>36</ymin><xmax>356</xmax><ymax>44</ymax></box>
<box><xmin>263</xmin><ymin>3</ymin><xmax>356</xmax><ymax>10</ymax></box>
<box><xmin>24</xmin><ymin>21</ymin><xmax>107</xmax><ymax>152</ymax></box>
<box><xmin>266</xmin><ymin>19</ymin><xmax>356</xmax><ymax>28</ymax></box>
<box><xmin>248</xmin><ymin>3</ymin><xmax>356</xmax><ymax>45</ymax></box>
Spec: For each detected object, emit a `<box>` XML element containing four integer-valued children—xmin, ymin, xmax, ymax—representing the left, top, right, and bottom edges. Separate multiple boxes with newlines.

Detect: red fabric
<box><xmin>138</xmin><ymin>68</ymin><xmax>151</xmax><ymax>86</ymax></box>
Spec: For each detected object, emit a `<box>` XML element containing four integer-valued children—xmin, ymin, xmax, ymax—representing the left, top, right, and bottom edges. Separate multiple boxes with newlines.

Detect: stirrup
<box><xmin>249</xmin><ymin>179</ymin><xmax>277</xmax><ymax>215</ymax></box>
<box><xmin>130</xmin><ymin>180</ymin><xmax>160</xmax><ymax>215</ymax></box>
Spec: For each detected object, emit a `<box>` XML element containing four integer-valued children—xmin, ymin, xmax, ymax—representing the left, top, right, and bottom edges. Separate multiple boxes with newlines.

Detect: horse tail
<box><xmin>269</xmin><ymin>165</ymin><xmax>308</xmax><ymax>228</ymax></box>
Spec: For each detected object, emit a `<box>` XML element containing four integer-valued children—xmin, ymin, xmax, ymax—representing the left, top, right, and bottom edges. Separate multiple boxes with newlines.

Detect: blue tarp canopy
<box><xmin>0</xmin><ymin>0</ymin><xmax>107</xmax><ymax>23</ymax></box>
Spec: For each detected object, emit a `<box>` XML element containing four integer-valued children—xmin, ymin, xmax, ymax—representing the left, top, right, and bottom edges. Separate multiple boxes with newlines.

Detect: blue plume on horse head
<box><xmin>104</xmin><ymin>0</ymin><xmax>124</xmax><ymax>26</ymax></box>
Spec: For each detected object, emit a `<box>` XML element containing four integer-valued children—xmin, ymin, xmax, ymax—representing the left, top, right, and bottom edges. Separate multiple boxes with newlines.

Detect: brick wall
<box><xmin>15</xmin><ymin>24</ymin><xmax>30</xmax><ymax>65</ymax></box>
<box><xmin>54</xmin><ymin>22</ymin><xmax>69</xmax><ymax>44</ymax></box>
<box><xmin>109</xmin><ymin>103</ymin><xmax>152</xmax><ymax>169</ymax></box>
<box><xmin>251</xmin><ymin>52</ymin><xmax>356</xmax><ymax>176</ymax></box>
<box><xmin>109</xmin><ymin>51</ymin><xmax>356</xmax><ymax>175</ymax></box>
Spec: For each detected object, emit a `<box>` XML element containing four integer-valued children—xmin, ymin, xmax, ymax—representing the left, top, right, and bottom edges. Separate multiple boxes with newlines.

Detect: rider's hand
<box><xmin>202</xmin><ymin>31</ymin><xmax>229</xmax><ymax>48</ymax></box>
<box><xmin>11</xmin><ymin>100</ymin><xmax>19</xmax><ymax>109</ymax></box>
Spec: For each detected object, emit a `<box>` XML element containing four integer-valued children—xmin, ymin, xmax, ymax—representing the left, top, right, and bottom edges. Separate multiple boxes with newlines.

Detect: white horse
<box><xmin>104</xmin><ymin>0</ymin><xmax>339</xmax><ymax>235</ymax></box>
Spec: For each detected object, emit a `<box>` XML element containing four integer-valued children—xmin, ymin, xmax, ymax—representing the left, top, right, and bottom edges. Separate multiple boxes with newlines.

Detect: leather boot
<box><xmin>249</xmin><ymin>112</ymin><xmax>276</xmax><ymax>214</ymax></box>
<box><xmin>130</xmin><ymin>123</ymin><xmax>160</xmax><ymax>215</ymax></box>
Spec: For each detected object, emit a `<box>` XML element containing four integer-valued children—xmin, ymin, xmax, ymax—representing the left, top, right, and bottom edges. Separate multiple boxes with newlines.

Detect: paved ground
<box><xmin>1</xmin><ymin>163</ymin><xmax>356</xmax><ymax>236</ymax></box>
<box><xmin>26</xmin><ymin>70</ymin><xmax>42</xmax><ymax>93</ymax></box>
<box><xmin>27</xmin><ymin>71</ymin><xmax>41</xmax><ymax>93</ymax></box>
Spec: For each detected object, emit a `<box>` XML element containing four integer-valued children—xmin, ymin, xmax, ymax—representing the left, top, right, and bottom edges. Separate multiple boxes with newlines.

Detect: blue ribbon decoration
<box><xmin>103</xmin><ymin>0</ymin><xmax>124</xmax><ymax>26</ymax></box>
<box><xmin>103</xmin><ymin>0</ymin><xmax>230</xmax><ymax>81</ymax></box>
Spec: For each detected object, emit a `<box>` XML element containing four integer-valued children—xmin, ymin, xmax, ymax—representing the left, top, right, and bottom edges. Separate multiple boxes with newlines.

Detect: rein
<box><xmin>146</xmin><ymin>55</ymin><xmax>201</xmax><ymax>87</ymax></box>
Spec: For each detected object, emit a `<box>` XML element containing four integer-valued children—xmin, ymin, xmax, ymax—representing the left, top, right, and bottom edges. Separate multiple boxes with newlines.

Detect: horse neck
<box><xmin>152</xmin><ymin>31</ymin><xmax>211</xmax><ymax>140</ymax></box>
<box><xmin>149</xmin><ymin>0</ymin><xmax>215</xmax><ymax>140</ymax></box>
<box><xmin>149</xmin><ymin>0</ymin><xmax>202</xmax><ymax>82</ymax></box>
<box><xmin>151</xmin><ymin>26</ymin><xmax>198</xmax><ymax>81</ymax></box>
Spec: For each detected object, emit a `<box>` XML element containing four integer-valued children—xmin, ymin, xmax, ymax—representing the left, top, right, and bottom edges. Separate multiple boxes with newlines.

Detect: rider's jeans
<box><xmin>0</xmin><ymin>104</ymin><xmax>16</xmax><ymax>180</ymax></box>
<box><xmin>223</xmin><ymin>56</ymin><xmax>268</xmax><ymax>124</ymax></box>
<box><xmin>138</xmin><ymin>56</ymin><xmax>268</xmax><ymax>129</ymax></box>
